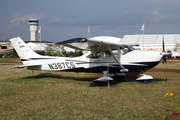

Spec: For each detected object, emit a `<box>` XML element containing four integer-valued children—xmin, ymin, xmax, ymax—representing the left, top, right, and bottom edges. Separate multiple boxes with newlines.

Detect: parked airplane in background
<box><xmin>10</xmin><ymin>36</ymin><xmax>171</xmax><ymax>84</ymax></box>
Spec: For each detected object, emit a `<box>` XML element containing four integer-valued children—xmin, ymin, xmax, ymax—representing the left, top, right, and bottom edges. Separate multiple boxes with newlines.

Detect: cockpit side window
<box><xmin>87</xmin><ymin>52</ymin><xmax>101</xmax><ymax>58</ymax></box>
<box><xmin>86</xmin><ymin>46</ymin><xmax>135</xmax><ymax>58</ymax></box>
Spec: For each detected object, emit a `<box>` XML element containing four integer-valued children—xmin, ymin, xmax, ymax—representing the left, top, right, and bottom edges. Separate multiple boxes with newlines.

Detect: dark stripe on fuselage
<box><xmin>57</xmin><ymin>61</ymin><xmax>160</xmax><ymax>73</ymax></box>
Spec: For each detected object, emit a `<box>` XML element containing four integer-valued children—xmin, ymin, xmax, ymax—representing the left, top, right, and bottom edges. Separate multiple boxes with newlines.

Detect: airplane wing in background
<box><xmin>56</xmin><ymin>38</ymin><xmax>88</xmax><ymax>50</ymax></box>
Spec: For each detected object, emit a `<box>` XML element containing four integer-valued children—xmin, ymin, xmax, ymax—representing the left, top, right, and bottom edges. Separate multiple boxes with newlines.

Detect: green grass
<box><xmin>0</xmin><ymin>58</ymin><xmax>21</xmax><ymax>62</ymax></box>
<box><xmin>0</xmin><ymin>59</ymin><xmax>180</xmax><ymax>119</ymax></box>
<box><xmin>155</xmin><ymin>60</ymin><xmax>180</xmax><ymax>69</ymax></box>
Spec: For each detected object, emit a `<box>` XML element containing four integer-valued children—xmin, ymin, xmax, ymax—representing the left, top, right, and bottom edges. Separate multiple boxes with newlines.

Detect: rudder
<box><xmin>10</xmin><ymin>37</ymin><xmax>42</xmax><ymax>59</ymax></box>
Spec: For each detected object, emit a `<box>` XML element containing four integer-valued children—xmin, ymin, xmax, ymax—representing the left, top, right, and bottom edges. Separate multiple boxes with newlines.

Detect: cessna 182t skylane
<box><xmin>10</xmin><ymin>36</ymin><xmax>171</xmax><ymax>83</ymax></box>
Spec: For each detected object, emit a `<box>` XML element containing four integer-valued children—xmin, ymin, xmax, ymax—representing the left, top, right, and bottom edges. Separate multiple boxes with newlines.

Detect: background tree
<box><xmin>174</xmin><ymin>42</ymin><xmax>180</xmax><ymax>57</ymax></box>
<box><xmin>45</xmin><ymin>44</ymin><xmax>83</xmax><ymax>57</ymax></box>
<box><xmin>12</xmin><ymin>49</ymin><xmax>19</xmax><ymax>58</ymax></box>
<box><xmin>73</xmin><ymin>50</ymin><xmax>83</xmax><ymax>57</ymax></box>
<box><xmin>45</xmin><ymin>45</ymin><xmax>53</xmax><ymax>56</ymax></box>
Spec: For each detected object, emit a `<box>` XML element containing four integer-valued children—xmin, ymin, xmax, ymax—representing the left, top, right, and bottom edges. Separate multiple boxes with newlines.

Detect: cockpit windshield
<box><xmin>121</xmin><ymin>45</ymin><xmax>135</xmax><ymax>55</ymax></box>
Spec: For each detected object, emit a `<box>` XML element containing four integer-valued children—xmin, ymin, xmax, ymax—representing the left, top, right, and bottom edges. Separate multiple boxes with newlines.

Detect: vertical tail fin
<box><xmin>10</xmin><ymin>37</ymin><xmax>42</xmax><ymax>60</ymax></box>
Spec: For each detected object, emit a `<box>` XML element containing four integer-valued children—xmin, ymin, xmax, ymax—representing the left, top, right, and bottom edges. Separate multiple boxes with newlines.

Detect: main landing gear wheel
<box><xmin>94</xmin><ymin>71</ymin><xmax>113</xmax><ymax>86</ymax></box>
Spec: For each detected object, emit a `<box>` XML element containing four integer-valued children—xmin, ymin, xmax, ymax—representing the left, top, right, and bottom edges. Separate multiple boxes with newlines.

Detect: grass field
<box><xmin>0</xmin><ymin>58</ymin><xmax>21</xmax><ymax>62</ymax></box>
<box><xmin>0</xmin><ymin>58</ymin><xmax>180</xmax><ymax>120</ymax></box>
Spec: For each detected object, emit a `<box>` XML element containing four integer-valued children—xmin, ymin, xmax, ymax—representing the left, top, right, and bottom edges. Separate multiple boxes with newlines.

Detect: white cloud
<box><xmin>70</xmin><ymin>26</ymin><xmax>88</xmax><ymax>36</ymax></box>
<box><xmin>149</xmin><ymin>9</ymin><xmax>168</xmax><ymax>22</ymax></box>
<box><xmin>121</xmin><ymin>9</ymin><xmax>169</xmax><ymax>24</ymax></box>
<box><xmin>0</xmin><ymin>13</ymin><xmax>47</xmax><ymax>39</ymax></box>
<box><xmin>150</xmin><ymin>9</ymin><xmax>161</xmax><ymax>16</ymax></box>
<box><xmin>52</xmin><ymin>17</ymin><xmax>63</xmax><ymax>23</ymax></box>
<box><xmin>6</xmin><ymin>13</ymin><xmax>46</xmax><ymax>29</ymax></box>
<box><xmin>47</xmin><ymin>17</ymin><xmax>63</xmax><ymax>25</ymax></box>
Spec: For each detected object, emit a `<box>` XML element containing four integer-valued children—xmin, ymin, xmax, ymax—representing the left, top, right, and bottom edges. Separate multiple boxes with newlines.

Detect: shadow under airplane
<box><xmin>23</xmin><ymin>72</ymin><xmax>168</xmax><ymax>87</ymax></box>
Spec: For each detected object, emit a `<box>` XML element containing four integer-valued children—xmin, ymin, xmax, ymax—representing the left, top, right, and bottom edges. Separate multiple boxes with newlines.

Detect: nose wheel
<box><xmin>136</xmin><ymin>70</ymin><xmax>153</xmax><ymax>83</ymax></box>
<box><xmin>136</xmin><ymin>74</ymin><xmax>153</xmax><ymax>83</ymax></box>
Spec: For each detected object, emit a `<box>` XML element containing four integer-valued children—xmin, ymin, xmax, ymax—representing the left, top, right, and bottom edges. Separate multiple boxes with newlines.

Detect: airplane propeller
<box><xmin>162</xmin><ymin>36</ymin><xmax>167</xmax><ymax>64</ymax></box>
<box><xmin>162</xmin><ymin>35</ymin><xmax>172</xmax><ymax>64</ymax></box>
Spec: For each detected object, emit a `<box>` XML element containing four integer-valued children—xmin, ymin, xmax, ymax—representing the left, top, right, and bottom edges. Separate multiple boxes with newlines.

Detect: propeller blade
<box><xmin>163</xmin><ymin>56</ymin><xmax>167</xmax><ymax>64</ymax></box>
<box><xmin>162</xmin><ymin>35</ymin><xmax>167</xmax><ymax>64</ymax></box>
<box><xmin>162</xmin><ymin>36</ymin><xmax>165</xmax><ymax>51</ymax></box>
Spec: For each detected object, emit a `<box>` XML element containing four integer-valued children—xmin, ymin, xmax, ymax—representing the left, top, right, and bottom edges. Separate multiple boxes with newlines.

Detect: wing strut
<box><xmin>108</xmin><ymin>45</ymin><xmax>128</xmax><ymax>72</ymax></box>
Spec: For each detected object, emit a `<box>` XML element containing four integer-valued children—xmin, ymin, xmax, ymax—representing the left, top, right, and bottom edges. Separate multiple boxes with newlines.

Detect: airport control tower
<box><xmin>29</xmin><ymin>19</ymin><xmax>39</xmax><ymax>41</ymax></box>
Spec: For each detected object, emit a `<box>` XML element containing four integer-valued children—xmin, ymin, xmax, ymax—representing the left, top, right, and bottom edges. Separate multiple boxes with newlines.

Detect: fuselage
<box><xmin>24</xmin><ymin>50</ymin><xmax>162</xmax><ymax>73</ymax></box>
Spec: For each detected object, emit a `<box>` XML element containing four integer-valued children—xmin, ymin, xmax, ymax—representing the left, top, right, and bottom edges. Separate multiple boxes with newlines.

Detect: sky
<box><xmin>0</xmin><ymin>0</ymin><xmax>180</xmax><ymax>42</ymax></box>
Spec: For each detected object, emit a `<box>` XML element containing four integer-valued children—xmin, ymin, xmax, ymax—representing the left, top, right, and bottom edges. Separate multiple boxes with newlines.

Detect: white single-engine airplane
<box><xmin>10</xmin><ymin>36</ymin><xmax>171</xmax><ymax>83</ymax></box>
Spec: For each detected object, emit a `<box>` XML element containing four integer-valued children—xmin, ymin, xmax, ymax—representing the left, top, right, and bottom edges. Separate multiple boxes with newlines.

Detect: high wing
<box><xmin>56</xmin><ymin>36</ymin><xmax>139</xmax><ymax>52</ymax></box>
<box><xmin>57</xmin><ymin>36</ymin><xmax>139</xmax><ymax>72</ymax></box>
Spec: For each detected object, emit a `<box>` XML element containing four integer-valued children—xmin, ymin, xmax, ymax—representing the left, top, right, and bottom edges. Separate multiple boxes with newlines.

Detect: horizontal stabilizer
<box><xmin>10</xmin><ymin>66</ymin><xmax>24</xmax><ymax>69</ymax></box>
<box><xmin>23</xmin><ymin>64</ymin><xmax>42</xmax><ymax>67</ymax></box>
<box><xmin>10</xmin><ymin>64</ymin><xmax>42</xmax><ymax>69</ymax></box>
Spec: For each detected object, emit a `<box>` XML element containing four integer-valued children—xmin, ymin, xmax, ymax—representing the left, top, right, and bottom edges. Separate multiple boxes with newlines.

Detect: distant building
<box><xmin>29</xmin><ymin>19</ymin><xmax>39</xmax><ymax>41</ymax></box>
<box><xmin>120</xmin><ymin>34</ymin><xmax>180</xmax><ymax>57</ymax></box>
<box><xmin>0</xmin><ymin>40</ymin><xmax>55</xmax><ymax>58</ymax></box>
<box><xmin>25</xmin><ymin>41</ymin><xmax>52</xmax><ymax>51</ymax></box>
<box><xmin>0</xmin><ymin>41</ymin><xmax>13</xmax><ymax>58</ymax></box>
